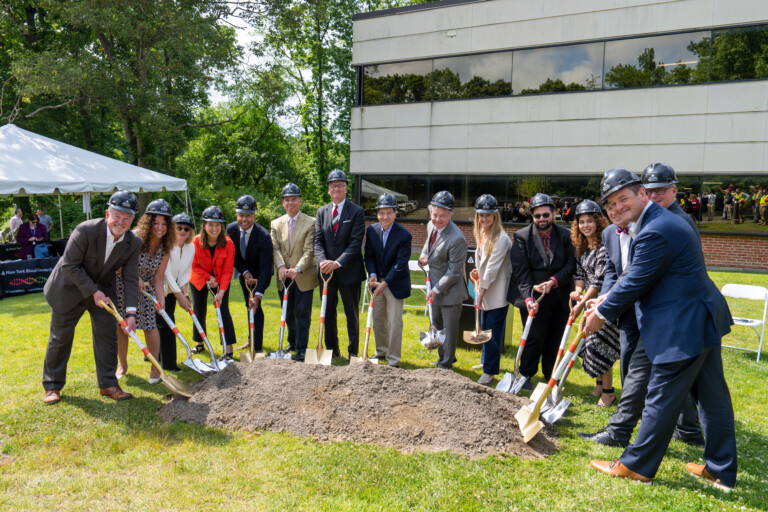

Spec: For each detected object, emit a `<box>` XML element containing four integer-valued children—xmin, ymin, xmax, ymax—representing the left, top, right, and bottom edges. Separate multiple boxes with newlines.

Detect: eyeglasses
<box><xmin>329</xmin><ymin>184</ymin><xmax>346</xmax><ymax>190</ymax></box>
<box><xmin>532</xmin><ymin>213</ymin><xmax>551</xmax><ymax>219</ymax></box>
<box><xmin>377</xmin><ymin>210</ymin><xmax>395</xmax><ymax>217</ymax></box>
<box><xmin>176</xmin><ymin>226</ymin><xmax>191</xmax><ymax>232</ymax></box>
<box><xmin>647</xmin><ymin>187</ymin><xmax>673</xmax><ymax>197</ymax></box>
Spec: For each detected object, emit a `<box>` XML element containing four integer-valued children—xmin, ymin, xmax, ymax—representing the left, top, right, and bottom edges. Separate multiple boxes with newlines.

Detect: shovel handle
<box><xmin>101</xmin><ymin>300</ymin><xmax>165</xmax><ymax>375</ymax></box>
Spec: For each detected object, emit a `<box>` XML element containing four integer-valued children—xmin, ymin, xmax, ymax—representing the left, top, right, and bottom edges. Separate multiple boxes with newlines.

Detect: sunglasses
<box><xmin>176</xmin><ymin>226</ymin><xmax>191</xmax><ymax>232</ymax></box>
<box><xmin>533</xmin><ymin>213</ymin><xmax>551</xmax><ymax>219</ymax></box>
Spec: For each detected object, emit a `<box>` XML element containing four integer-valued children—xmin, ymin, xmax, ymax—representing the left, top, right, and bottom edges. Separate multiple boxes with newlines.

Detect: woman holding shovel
<box><xmin>470</xmin><ymin>195</ymin><xmax>512</xmax><ymax>386</ymax></box>
<box><xmin>157</xmin><ymin>213</ymin><xmax>196</xmax><ymax>372</ymax></box>
<box><xmin>189</xmin><ymin>206</ymin><xmax>236</xmax><ymax>360</ymax></box>
<box><xmin>116</xmin><ymin>199</ymin><xmax>176</xmax><ymax>383</ymax></box>
<box><xmin>569</xmin><ymin>200</ymin><xmax>620</xmax><ymax>407</ymax></box>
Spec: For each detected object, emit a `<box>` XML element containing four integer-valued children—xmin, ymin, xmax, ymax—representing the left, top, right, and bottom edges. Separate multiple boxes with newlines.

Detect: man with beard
<box><xmin>507</xmin><ymin>193</ymin><xmax>575</xmax><ymax>386</ymax></box>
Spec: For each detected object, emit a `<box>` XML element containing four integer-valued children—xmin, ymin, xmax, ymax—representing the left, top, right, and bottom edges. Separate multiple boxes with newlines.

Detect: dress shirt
<box><xmin>429</xmin><ymin>225</ymin><xmax>447</xmax><ymax>294</ymax></box>
<box><xmin>370</xmin><ymin>224</ymin><xmax>393</xmax><ymax>281</ymax></box>
<box><xmin>106</xmin><ymin>224</ymin><xmax>135</xmax><ymax>313</ymax></box>
<box><xmin>331</xmin><ymin>200</ymin><xmax>346</xmax><ymax>268</ymax></box>
<box><xmin>164</xmin><ymin>243</ymin><xmax>195</xmax><ymax>296</ymax></box>
<box><xmin>278</xmin><ymin>214</ymin><xmax>302</xmax><ymax>274</ymax></box>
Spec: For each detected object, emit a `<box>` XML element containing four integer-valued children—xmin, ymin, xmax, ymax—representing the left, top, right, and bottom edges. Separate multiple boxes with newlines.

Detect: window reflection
<box><xmin>604</xmin><ymin>32</ymin><xmax>710</xmax><ymax>88</ymax></box>
<box><xmin>513</xmin><ymin>42</ymin><xmax>603</xmax><ymax>94</ymax></box>
<box><xmin>363</xmin><ymin>60</ymin><xmax>432</xmax><ymax>105</ymax></box>
<box><xmin>432</xmin><ymin>53</ymin><xmax>512</xmax><ymax>100</ymax></box>
<box><xmin>710</xmin><ymin>25</ymin><xmax>768</xmax><ymax>82</ymax></box>
<box><xmin>361</xmin><ymin>176</ymin><xmax>429</xmax><ymax>218</ymax></box>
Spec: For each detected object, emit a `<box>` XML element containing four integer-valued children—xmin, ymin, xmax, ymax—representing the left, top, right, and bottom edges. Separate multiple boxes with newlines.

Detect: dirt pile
<box><xmin>158</xmin><ymin>360</ymin><xmax>557</xmax><ymax>459</ymax></box>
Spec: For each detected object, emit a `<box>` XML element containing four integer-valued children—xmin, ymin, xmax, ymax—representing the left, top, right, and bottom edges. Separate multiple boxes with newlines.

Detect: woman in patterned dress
<box><xmin>569</xmin><ymin>200</ymin><xmax>620</xmax><ymax>407</ymax></box>
<box><xmin>115</xmin><ymin>199</ymin><xmax>176</xmax><ymax>383</ymax></box>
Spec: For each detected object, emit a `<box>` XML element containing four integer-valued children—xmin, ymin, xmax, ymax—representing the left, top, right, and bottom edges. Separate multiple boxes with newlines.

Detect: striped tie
<box><xmin>332</xmin><ymin>205</ymin><xmax>339</xmax><ymax>234</ymax></box>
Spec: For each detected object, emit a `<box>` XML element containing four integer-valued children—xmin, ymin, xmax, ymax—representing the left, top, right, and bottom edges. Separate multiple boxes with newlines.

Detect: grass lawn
<box><xmin>1</xmin><ymin>269</ymin><xmax>767</xmax><ymax>511</ymax></box>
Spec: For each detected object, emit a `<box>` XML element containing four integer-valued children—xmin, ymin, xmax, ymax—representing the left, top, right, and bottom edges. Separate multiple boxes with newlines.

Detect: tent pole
<box><xmin>57</xmin><ymin>193</ymin><xmax>64</xmax><ymax>239</ymax></box>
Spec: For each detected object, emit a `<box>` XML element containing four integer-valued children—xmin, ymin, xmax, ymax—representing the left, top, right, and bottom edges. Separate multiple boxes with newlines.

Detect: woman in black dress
<box><xmin>569</xmin><ymin>200</ymin><xmax>620</xmax><ymax>407</ymax></box>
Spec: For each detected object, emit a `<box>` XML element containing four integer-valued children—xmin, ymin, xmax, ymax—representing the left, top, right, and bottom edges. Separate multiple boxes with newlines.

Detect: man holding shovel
<box><xmin>226</xmin><ymin>195</ymin><xmax>273</xmax><ymax>354</ymax></box>
<box><xmin>418</xmin><ymin>191</ymin><xmax>469</xmax><ymax>370</ymax></box>
<box><xmin>364</xmin><ymin>193</ymin><xmax>412</xmax><ymax>367</ymax></box>
<box><xmin>42</xmin><ymin>190</ymin><xmax>142</xmax><ymax>404</ymax></box>
<box><xmin>584</xmin><ymin>172</ymin><xmax>736</xmax><ymax>491</ymax></box>
<box><xmin>271</xmin><ymin>183</ymin><xmax>318</xmax><ymax>362</ymax></box>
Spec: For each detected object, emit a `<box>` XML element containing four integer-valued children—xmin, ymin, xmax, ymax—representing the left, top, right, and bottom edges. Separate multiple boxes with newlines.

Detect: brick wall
<box><xmin>366</xmin><ymin>219</ymin><xmax>768</xmax><ymax>271</ymax></box>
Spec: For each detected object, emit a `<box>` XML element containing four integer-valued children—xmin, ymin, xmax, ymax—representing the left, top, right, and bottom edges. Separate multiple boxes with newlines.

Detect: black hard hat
<box><xmin>574</xmin><ymin>199</ymin><xmax>603</xmax><ymax>217</ymax></box>
<box><xmin>108</xmin><ymin>190</ymin><xmax>138</xmax><ymax>215</ymax></box>
<box><xmin>145</xmin><ymin>198</ymin><xmax>173</xmax><ymax>217</ymax></box>
<box><xmin>641</xmin><ymin>162</ymin><xmax>678</xmax><ymax>189</ymax></box>
<box><xmin>475</xmin><ymin>194</ymin><xmax>498</xmax><ymax>213</ymax></box>
<box><xmin>172</xmin><ymin>213</ymin><xmax>194</xmax><ymax>227</ymax></box>
<box><xmin>600</xmin><ymin>168</ymin><xmax>641</xmax><ymax>203</ymax></box>
<box><xmin>281</xmin><ymin>183</ymin><xmax>301</xmax><ymax>197</ymax></box>
<box><xmin>430</xmin><ymin>190</ymin><xmax>454</xmax><ymax>211</ymax></box>
<box><xmin>376</xmin><ymin>193</ymin><xmax>397</xmax><ymax>209</ymax></box>
<box><xmin>326</xmin><ymin>169</ymin><xmax>348</xmax><ymax>184</ymax></box>
<box><xmin>235</xmin><ymin>195</ymin><xmax>257</xmax><ymax>214</ymax></box>
<box><xmin>201</xmin><ymin>205</ymin><xmax>225</xmax><ymax>223</ymax></box>
<box><xmin>529</xmin><ymin>193</ymin><xmax>555</xmax><ymax>210</ymax></box>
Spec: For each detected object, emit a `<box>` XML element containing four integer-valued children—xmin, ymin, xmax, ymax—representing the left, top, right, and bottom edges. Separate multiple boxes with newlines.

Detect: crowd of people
<box><xmin>38</xmin><ymin>163</ymin><xmax>738</xmax><ymax>491</ymax></box>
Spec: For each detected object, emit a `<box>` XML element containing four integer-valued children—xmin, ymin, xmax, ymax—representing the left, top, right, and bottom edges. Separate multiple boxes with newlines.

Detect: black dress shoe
<box><xmin>521</xmin><ymin>379</ymin><xmax>533</xmax><ymax>391</ymax></box>
<box><xmin>578</xmin><ymin>430</ymin><xmax>629</xmax><ymax>448</ymax></box>
<box><xmin>673</xmin><ymin>430</ymin><xmax>705</xmax><ymax>447</ymax></box>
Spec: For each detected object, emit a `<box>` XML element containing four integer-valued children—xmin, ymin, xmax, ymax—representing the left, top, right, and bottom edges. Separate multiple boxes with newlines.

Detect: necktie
<box><xmin>615</xmin><ymin>227</ymin><xmax>630</xmax><ymax>235</ymax></box>
<box><xmin>381</xmin><ymin>228</ymin><xmax>387</xmax><ymax>248</ymax></box>
<box><xmin>429</xmin><ymin>229</ymin><xmax>437</xmax><ymax>250</ymax></box>
<box><xmin>288</xmin><ymin>217</ymin><xmax>295</xmax><ymax>247</ymax></box>
<box><xmin>240</xmin><ymin>229</ymin><xmax>247</xmax><ymax>258</ymax></box>
<box><xmin>332</xmin><ymin>205</ymin><xmax>339</xmax><ymax>234</ymax></box>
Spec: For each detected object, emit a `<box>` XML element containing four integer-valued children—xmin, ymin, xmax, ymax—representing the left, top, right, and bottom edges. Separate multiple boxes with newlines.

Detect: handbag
<box><xmin>34</xmin><ymin>243</ymin><xmax>50</xmax><ymax>258</ymax></box>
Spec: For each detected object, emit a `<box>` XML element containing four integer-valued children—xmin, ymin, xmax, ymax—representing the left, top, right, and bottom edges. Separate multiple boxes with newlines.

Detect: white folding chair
<box><xmin>408</xmin><ymin>260</ymin><xmax>428</xmax><ymax>315</ymax></box>
<box><xmin>721</xmin><ymin>284</ymin><xmax>768</xmax><ymax>362</ymax></box>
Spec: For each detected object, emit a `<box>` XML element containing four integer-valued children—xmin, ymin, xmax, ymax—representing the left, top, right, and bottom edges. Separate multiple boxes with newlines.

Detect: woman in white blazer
<box><xmin>157</xmin><ymin>213</ymin><xmax>196</xmax><ymax>371</ymax></box>
<box><xmin>470</xmin><ymin>194</ymin><xmax>513</xmax><ymax>385</ymax></box>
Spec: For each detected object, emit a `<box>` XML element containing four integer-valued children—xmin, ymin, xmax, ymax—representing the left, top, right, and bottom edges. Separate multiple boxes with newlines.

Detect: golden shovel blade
<box><xmin>515</xmin><ymin>402</ymin><xmax>545</xmax><ymax>444</ymax></box>
<box><xmin>304</xmin><ymin>348</ymin><xmax>333</xmax><ymax>366</ymax></box>
<box><xmin>463</xmin><ymin>329</ymin><xmax>492</xmax><ymax>344</ymax></box>
<box><xmin>240</xmin><ymin>351</ymin><xmax>254</xmax><ymax>363</ymax></box>
<box><xmin>350</xmin><ymin>355</ymin><xmax>379</xmax><ymax>364</ymax></box>
<box><xmin>161</xmin><ymin>373</ymin><xmax>192</xmax><ymax>398</ymax></box>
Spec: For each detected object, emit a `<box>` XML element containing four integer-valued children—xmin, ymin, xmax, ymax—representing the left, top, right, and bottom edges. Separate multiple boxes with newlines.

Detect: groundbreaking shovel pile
<box><xmin>159</xmin><ymin>359</ymin><xmax>557</xmax><ymax>459</ymax></box>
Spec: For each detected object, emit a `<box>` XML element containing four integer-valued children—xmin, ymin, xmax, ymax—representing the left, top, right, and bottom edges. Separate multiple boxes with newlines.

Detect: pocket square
<box><xmin>343</xmin><ymin>219</ymin><xmax>352</xmax><ymax>223</ymax></box>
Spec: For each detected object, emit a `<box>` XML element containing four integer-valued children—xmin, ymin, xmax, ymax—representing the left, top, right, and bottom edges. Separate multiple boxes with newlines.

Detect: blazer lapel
<box><xmin>100</xmin><ymin>239</ymin><xmax>129</xmax><ymax>280</ymax></box>
<box><xmin>547</xmin><ymin>229</ymin><xmax>558</xmax><ymax>264</ymax></box>
<box><xmin>95</xmin><ymin>224</ymin><xmax>107</xmax><ymax>274</ymax></box>
<box><xmin>531</xmin><ymin>228</ymin><xmax>549</xmax><ymax>266</ymax></box>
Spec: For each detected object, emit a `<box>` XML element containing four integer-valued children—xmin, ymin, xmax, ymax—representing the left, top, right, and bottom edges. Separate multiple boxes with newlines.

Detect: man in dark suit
<box><xmin>579</xmin><ymin>168</ymin><xmax>703</xmax><ymax>448</ymax></box>
<box><xmin>417</xmin><ymin>191</ymin><xmax>468</xmax><ymax>370</ymax></box>
<box><xmin>365</xmin><ymin>193</ymin><xmax>412</xmax><ymax>367</ymax></box>
<box><xmin>586</xmin><ymin>176</ymin><xmax>737</xmax><ymax>491</ymax></box>
<box><xmin>226</xmin><ymin>195</ymin><xmax>273</xmax><ymax>353</ymax></box>
<box><xmin>313</xmin><ymin>169</ymin><xmax>366</xmax><ymax>358</ymax></box>
<box><xmin>42</xmin><ymin>190</ymin><xmax>142</xmax><ymax>404</ymax></box>
<box><xmin>508</xmin><ymin>193</ymin><xmax>575</xmax><ymax>384</ymax></box>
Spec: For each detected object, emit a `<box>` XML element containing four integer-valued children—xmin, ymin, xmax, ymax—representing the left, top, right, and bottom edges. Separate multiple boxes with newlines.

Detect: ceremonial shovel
<box><xmin>496</xmin><ymin>291</ymin><xmax>545</xmax><ymax>394</ymax></box>
<box><xmin>530</xmin><ymin>298</ymin><xmax>580</xmax><ymax>406</ymax></box>
<box><xmin>101</xmin><ymin>299</ymin><xmax>191</xmax><ymax>398</ymax></box>
<box><xmin>268</xmin><ymin>279</ymin><xmax>293</xmax><ymax>360</ymax></box>
<box><xmin>240</xmin><ymin>281</ymin><xmax>264</xmax><ymax>363</ymax></box>
<box><xmin>463</xmin><ymin>275</ymin><xmax>492</xmax><ymax>344</ymax></box>
<box><xmin>418</xmin><ymin>263</ymin><xmax>446</xmax><ymax>350</ymax></box>
<box><xmin>185</xmin><ymin>306</ymin><xmax>223</xmax><ymax>372</ymax></box>
<box><xmin>305</xmin><ymin>271</ymin><xmax>333</xmax><ymax>366</ymax></box>
<box><xmin>515</xmin><ymin>316</ymin><xmax>587</xmax><ymax>443</ymax></box>
<box><xmin>208</xmin><ymin>284</ymin><xmax>233</xmax><ymax>369</ymax></box>
<box><xmin>530</xmin><ymin>335</ymin><xmax>586</xmax><ymax>424</ymax></box>
<box><xmin>140</xmin><ymin>290</ymin><xmax>214</xmax><ymax>375</ymax></box>
<box><xmin>351</xmin><ymin>282</ymin><xmax>379</xmax><ymax>365</ymax></box>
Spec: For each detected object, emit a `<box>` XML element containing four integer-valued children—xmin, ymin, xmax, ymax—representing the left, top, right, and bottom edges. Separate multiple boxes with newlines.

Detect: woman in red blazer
<box><xmin>189</xmin><ymin>206</ymin><xmax>237</xmax><ymax>359</ymax></box>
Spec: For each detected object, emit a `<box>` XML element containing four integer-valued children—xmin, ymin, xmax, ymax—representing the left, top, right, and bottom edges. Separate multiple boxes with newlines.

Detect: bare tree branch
<box><xmin>25</xmin><ymin>97</ymin><xmax>88</xmax><ymax>118</ymax></box>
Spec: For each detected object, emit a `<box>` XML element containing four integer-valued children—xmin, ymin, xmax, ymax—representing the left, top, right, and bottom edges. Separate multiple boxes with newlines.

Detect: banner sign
<box><xmin>0</xmin><ymin>257</ymin><xmax>59</xmax><ymax>299</ymax></box>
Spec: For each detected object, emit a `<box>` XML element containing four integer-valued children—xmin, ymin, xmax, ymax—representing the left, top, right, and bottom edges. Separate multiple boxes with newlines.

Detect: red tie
<box><xmin>429</xmin><ymin>229</ymin><xmax>438</xmax><ymax>250</ymax></box>
<box><xmin>332</xmin><ymin>205</ymin><xmax>339</xmax><ymax>233</ymax></box>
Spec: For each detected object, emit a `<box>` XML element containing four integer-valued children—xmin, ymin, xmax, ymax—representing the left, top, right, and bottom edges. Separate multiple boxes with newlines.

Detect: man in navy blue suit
<box><xmin>585</xmin><ymin>173</ymin><xmax>737</xmax><ymax>491</ymax></box>
<box><xmin>364</xmin><ymin>193</ymin><xmax>412</xmax><ymax>367</ymax></box>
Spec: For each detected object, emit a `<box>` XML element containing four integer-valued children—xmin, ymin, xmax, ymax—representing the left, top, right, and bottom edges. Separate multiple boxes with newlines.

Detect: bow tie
<box><xmin>615</xmin><ymin>227</ymin><xmax>630</xmax><ymax>235</ymax></box>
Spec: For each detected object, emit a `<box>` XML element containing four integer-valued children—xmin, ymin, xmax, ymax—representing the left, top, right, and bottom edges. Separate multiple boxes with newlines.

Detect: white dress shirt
<box><xmin>164</xmin><ymin>243</ymin><xmax>195</xmax><ymax>296</ymax></box>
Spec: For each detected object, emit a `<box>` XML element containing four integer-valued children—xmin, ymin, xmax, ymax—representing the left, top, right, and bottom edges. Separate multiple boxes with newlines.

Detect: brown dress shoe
<box><xmin>590</xmin><ymin>459</ymin><xmax>651</xmax><ymax>483</ymax></box>
<box><xmin>686</xmin><ymin>463</ymin><xmax>734</xmax><ymax>492</ymax></box>
<box><xmin>99</xmin><ymin>385</ymin><xmax>133</xmax><ymax>401</ymax></box>
<box><xmin>43</xmin><ymin>389</ymin><xmax>61</xmax><ymax>405</ymax></box>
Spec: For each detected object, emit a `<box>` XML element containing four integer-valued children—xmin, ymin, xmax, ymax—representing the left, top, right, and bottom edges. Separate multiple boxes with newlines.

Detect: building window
<box><xmin>604</xmin><ymin>32</ymin><xmax>710</xmax><ymax>88</ymax></box>
<box><xmin>432</xmin><ymin>52</ymin><xmax>513</xmax><ymax>100</ymax></box>
<box><xmin>710</xmin><ymin>24</ymin><xmax>768</xmax><ymax>82</ymax></box>
<box><xmin>360</xmin><ymin>175</ymin><xmax>429</xmax><ymax>218</ymax></box>
<box><xmin>362</xmin><ymin>60</ymin><xmax>432</xmax><ymax>105</ymax></box>
<box><xmin>513</xmin><ymin>42</ymin><xmax>603</xmax><ymax>94</ymax></box>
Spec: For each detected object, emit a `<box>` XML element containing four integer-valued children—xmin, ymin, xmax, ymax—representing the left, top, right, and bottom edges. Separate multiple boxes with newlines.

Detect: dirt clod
<box><xmin>158</xmin><ymin>359</ymin><xmax>557</xmax><ymax>459</ymax></box>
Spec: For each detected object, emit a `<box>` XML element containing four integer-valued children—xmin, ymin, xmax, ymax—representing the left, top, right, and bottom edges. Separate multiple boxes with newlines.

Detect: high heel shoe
<box><xmin>591</xmin><ymin>379</ymin><xmax>603</xmax><ymax>397</ymax></box>
<box><xmin>190</xmin><ymin>343</ymin><xmax>206</xmax><ymax>354</ymax></box>
<box><xmin>598</xmin><ymin>388</ymin><xmax>615</xmax><ymax>407</ymax></box>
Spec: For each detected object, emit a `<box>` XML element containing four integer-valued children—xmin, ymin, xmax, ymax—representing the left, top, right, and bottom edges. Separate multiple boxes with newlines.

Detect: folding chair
<box><xmin>407</xmin><ymin>260</ymin><xmax>428</xmax><ymax>315</ymax></box>
<box><xmin>721</xmin><ymin>284</ymin><xmax>768</xmax><ymax>362</ymax></box>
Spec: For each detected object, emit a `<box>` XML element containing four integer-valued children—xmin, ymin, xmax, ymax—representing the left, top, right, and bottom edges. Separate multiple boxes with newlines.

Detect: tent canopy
<box><xmin>0</xmin><ymin>124</ymin><xmax>187</xmax><ymax>195</ymax></box>
<box><xmin>360</xmin><ymin>179</ymin><xmax>408</xmax><ymax>202</ymax></box>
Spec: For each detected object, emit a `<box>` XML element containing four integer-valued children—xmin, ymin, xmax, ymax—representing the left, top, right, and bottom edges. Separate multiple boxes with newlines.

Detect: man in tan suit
<box><xmin>42</xmin><ymin>190</ymin><xmax>142</xmax><ymax>404</ymax></box>
<box><xmin>271</xmin><ymin>183</ymin><xmax>319</xmax><ymax>361</ymax></box>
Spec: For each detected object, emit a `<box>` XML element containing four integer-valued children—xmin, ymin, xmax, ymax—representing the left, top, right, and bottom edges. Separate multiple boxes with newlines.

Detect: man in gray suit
<box><xmin>42</xmin><ymin>190</ymin><xmax>142</xmax><ymax>404</ymax></box>
<box><xmin>418</xmin><ymin>191</ymin><xmax>469</xmax><ymax>370</ymax></box>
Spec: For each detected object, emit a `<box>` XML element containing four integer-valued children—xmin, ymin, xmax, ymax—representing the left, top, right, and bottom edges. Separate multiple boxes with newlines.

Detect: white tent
<box><xmin>0</xmin><ymin>124</ymin><xmax>189</xmax><ymax>234</ymax></box>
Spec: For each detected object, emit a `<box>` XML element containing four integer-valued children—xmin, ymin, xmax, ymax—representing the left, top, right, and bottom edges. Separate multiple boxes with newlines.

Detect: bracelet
<box><xmin>125</xmin><ymin>313</ymin><xmax>136</xmax><ymax>318</ymax></box>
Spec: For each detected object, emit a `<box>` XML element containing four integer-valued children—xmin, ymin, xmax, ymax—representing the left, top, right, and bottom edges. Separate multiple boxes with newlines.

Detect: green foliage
<box><xmin>520</xmin><ymin>78</ymin><xmax>587</xmax><ymax>95</ymax></box>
